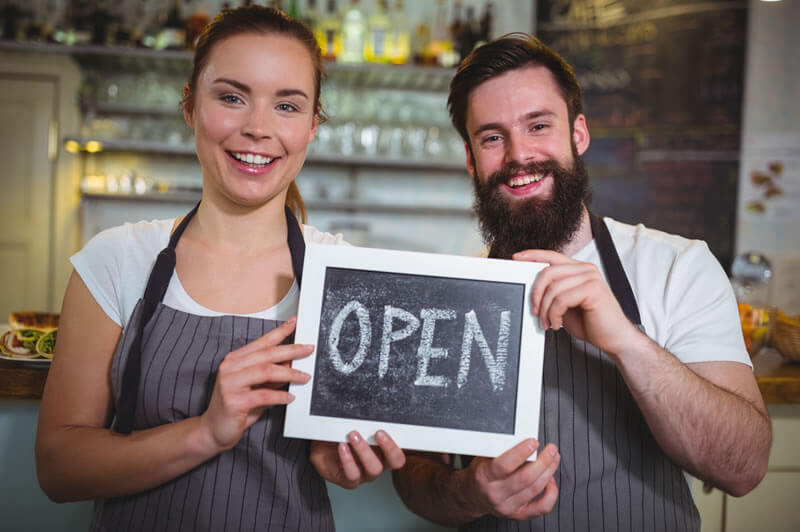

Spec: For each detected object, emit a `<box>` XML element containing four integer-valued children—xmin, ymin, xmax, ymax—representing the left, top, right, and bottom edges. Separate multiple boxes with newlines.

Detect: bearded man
<box><xmin>392</xmin><ymin>34</ymin><xmax>771</xmax><ymax>532</ymax></box>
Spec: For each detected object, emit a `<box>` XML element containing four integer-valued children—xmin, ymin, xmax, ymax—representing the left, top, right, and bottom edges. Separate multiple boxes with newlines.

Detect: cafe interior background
<box><xmin>1</xmin><ymin>0</ymin><xmax>798</xmax><ymax>530</ymax></box>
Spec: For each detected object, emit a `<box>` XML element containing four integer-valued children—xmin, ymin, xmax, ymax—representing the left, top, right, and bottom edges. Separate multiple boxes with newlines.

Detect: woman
<box><xmin>35</xmin><ymin>6</ymin><xmax>404</xmax><ymax>531</ymax></box>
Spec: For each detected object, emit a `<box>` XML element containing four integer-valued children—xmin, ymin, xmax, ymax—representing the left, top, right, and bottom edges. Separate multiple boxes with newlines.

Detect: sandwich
<box><xmin>1</xmin><ymin>311</ymin><xmax>59</xmax><ymax>359</ymax></box>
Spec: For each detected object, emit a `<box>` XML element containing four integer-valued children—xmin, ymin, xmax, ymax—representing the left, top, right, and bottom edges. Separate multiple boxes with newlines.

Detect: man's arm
<box><xmin>615</xmin><ymin>334</ymin><xmax>770</xmax><ymax>496</ymax></box>
<box><xmin>515</xmin><ymin>249</ymin><xmax>771</xmax><ymax>496</ymax></box>
<box><xmin>393</xmin><ymin>441</ymin><xmax>560</xmax><ymax>526</ymax></box>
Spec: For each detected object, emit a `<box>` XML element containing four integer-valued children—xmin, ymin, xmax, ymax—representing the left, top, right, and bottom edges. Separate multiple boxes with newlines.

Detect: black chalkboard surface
<box><xmin>310</xmin><ymin>268</ymin><xmax>524</xmax><ymax>434</ymax></box>
<box><xmin>285</xmin><ymin>244</ymin><xmax>546</xmax><ymax>458</ymax></box>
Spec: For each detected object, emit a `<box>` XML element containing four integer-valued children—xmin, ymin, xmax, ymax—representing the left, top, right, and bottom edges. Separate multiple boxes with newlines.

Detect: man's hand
<box><xmin>514</xmin><ymin>249</ymin><xmax>642</xmax><ymax>357</ymax></box>
<box><xmin>311</xmin><ymin>430</ymin><xmax>406</xmax><ymax>489</ymax></box>
<box><xmin>460</xmin><ymin>439</ymin><xmax>560</xmax><ymax>521</ymax></box>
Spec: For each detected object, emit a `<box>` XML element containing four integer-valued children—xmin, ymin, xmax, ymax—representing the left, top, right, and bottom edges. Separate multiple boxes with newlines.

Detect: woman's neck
<box><xmin>187</xmin><ymin>194</ymin><xmax>291</xmax><ymax>255</ymax></box>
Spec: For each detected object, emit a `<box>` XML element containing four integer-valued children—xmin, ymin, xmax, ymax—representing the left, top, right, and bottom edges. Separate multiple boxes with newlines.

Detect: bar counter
<box><xmin>2</xmin><ymin>349</ymin><xmax>799</xmax><ymax>403</ymax></box>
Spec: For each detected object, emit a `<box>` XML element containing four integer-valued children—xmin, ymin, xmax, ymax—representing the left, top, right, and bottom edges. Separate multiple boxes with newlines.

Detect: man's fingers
<box><xmin>537</xmin><ymin>275</ymin><xmax>594</xmax><ymax>329</ymax></box>
<box><xmin>512</xmin><ymin>477</ymin><xmax>560</xmax><ymax>521</ymax></box>
<box><xmin>530</xmin><ymin>263</ymin><xmax>596</xmax><ymax>314</ymax></box>
<box><xmin>488</xmin><ymin>439</ymin><xmax>538</xmax><ymax>479</ymax></box>
<box><xmin>501</xmin><ymin>446</ymin><xmax>561</xmax><ymax>511</ymax></box>
<box><xmin>513</xmin><ymin>249</ymin><xmax>574</xmax><ymax>265</ymax></box>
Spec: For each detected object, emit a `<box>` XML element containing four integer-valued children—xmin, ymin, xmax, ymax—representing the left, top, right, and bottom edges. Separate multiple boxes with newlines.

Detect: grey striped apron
<box><xmin>462</xmin><ymin>214</ymin><xmax>701</xmax><ymax>532</ymax></box>
<box><xmin>90</xmin><ymin>203</ymin><xmax>335</xmax><ymax>532</ymax></box>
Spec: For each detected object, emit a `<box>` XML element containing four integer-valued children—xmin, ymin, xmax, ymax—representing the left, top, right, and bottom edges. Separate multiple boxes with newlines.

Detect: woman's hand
<box><xmin>311</xmin><ymin>430</ymin><xmax>406</xmax><ymax>489</ymax></box>
<box><xmin>201</xmin><ymin>317</ymin><xmax>313</xmax><ymax>452</ymax></box>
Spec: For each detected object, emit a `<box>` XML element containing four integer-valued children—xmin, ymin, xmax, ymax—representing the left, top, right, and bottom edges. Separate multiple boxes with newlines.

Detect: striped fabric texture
<box><xmin>90</xmin><ymin>303</ymin><xmax>335</xmax><ymax>532</ymax></box>
<box><xmin>461</xmin><ymin>329</ymin><xmax>701</xmax><ymax>532</ymax></box>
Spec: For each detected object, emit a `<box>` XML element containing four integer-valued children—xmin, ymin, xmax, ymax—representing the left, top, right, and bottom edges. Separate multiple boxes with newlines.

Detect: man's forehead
<box><xmin>465</xmin><ymin>67</ymin><xmax>568</xmax><ymax>132</ymax></box>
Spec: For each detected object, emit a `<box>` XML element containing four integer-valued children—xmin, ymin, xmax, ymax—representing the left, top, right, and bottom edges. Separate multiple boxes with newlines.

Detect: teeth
<box><xmin>230</xmin><ymin>152</ymin><xmax>273</xmax><ymax>166</ymax></box>
<box><xmin>508</xmin><ymin>174</ymin><xmax>544</xmax><ymax>187</ymax></box>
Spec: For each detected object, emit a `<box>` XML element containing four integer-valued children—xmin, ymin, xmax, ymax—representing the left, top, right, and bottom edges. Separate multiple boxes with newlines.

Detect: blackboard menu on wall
<box><xmin>537</xmin><ymin>0</ymin><xmax>747</xmax><ymax>270</ymax></box>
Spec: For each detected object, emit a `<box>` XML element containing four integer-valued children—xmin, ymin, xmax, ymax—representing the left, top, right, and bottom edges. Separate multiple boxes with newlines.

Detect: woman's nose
<box><xmin>241</xmin><ymin>105</ymin><xmax>273</xmax><ymax>140</ymax></box>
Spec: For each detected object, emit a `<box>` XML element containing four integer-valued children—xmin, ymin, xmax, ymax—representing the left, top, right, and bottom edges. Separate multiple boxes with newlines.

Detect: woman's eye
<box><xmin>277</xmin><ymin>103</ymin><xmax>298</xmax><ymax>112</ymax></box>
<box><xmin>220</xmin><ymin>94</ymin><xmax>243</xmax><ymax>105</ymax></box>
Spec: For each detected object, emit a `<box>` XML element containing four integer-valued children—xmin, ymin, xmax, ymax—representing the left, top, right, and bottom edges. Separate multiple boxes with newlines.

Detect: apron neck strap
<box><xmin>285</xmin><ymin>205</ymin><xmax>305</xmax><ymax>287</ymax></box>
<box><xmin>589</xmin><ymin>212</ymin><xmax>641</xmax><ymax>325</ymax></box>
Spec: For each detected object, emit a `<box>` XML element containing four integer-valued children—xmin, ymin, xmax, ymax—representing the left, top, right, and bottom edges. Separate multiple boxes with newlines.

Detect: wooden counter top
<box><xmin>0</xmin><ymin>359</ymin><xmax>49</xmax><ymax>400</ymax></box>
<box><xmin>752</xmin><ymin>348</ymin><xmax>800</xmax><ymax>404</ymax></box>
<box><xmin>2</xmin><ymin>349</ymin><xmax>800</xmax><ymax>403</ymax></box>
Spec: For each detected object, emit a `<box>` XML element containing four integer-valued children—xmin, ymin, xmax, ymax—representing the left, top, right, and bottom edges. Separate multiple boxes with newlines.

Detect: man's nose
<box><xmin>504</xmin><ymin>131</ymin><xmax>532</xmax><ymax>165</ymax></box>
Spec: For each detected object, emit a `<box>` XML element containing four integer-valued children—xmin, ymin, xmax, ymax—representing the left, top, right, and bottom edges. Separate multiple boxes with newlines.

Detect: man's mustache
<box><xmin>486</xmin><ymin>160</ymin><xmax>567</xmax><ymax>189</ymax></box>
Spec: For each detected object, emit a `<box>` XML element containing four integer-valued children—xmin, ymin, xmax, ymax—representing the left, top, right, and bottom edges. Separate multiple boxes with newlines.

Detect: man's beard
<box><xmin>473</xmin><ymin>147</ymin><xmax>591</xmax><ymax>259</ymax></box>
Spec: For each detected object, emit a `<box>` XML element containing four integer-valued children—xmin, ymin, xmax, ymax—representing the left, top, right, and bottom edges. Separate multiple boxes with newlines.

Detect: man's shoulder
<box><xmin>603</xmin><ymin>216</ymin><xmax>712</xmax><ymax>265</ymax></box>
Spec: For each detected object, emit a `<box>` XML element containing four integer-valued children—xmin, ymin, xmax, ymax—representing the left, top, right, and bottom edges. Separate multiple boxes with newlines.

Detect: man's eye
<box><xmin>531</xmin><ymin>124</ymin><xmax>547</xmax><ymax>131</ymax></box>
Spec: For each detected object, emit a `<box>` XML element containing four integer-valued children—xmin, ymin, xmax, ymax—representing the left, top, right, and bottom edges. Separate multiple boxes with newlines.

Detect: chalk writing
<box><xmin>327</xmin><ymin>302</ymin><xmax>511</xmax><ymax>392</ymax></box>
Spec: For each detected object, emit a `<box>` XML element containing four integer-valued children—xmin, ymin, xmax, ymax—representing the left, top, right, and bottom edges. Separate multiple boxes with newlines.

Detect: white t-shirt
<box><xmin>71</xmin><ymin>219</ymin><xmax>348</xmax><ymax>328</ymax></box>
<box><xmin>572</xmin><ymin>217</ymin><xmax>750</xmax><ymax>367</ymax></box>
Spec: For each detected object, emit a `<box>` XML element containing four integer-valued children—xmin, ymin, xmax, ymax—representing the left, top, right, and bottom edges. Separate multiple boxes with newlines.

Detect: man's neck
<box><xmin>558</xmin><ymin>206</ymin><xmax>593</xmax><ymax>257</ymax></box>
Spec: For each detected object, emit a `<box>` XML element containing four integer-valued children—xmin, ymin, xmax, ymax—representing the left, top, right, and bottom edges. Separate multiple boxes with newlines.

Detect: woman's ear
<box><xmin>182</xmin><ymin>82</ymin><xmax>194</xmax><ymax>128</ymax></box>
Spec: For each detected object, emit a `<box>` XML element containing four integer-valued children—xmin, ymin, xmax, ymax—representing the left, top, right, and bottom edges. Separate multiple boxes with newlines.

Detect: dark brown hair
<box><xmin>184</xmin><ymin>6</ymin><xmax>325</xmax><ymax>223</ymax></box>
<box><xmin>448</xmin><ymin>33</ymin><xmax>584</xmax><ymax>148</ymax></box>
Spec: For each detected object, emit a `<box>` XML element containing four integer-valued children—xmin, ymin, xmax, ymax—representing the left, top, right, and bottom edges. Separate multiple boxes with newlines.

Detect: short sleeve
<box><xmin>303</xmin><ymin>225</ymin><xmax>351</xmax><ymax>246</ymax></box>
<box><xmin>70</xmin><ymin>225</ymin><xmax>128</xmax><ymax>326</ymax></box>
<box><xmin>662</xmin><ymin>241</ymin><xmax>751</xmax><ymax>367</ymax></box>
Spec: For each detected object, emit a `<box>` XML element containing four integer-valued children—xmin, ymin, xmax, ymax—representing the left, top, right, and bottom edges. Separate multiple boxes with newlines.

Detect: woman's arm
<box><xmin>35</xmin><ymin>271</ymin><xmax>312</xmax><ymax>502</ymax></box>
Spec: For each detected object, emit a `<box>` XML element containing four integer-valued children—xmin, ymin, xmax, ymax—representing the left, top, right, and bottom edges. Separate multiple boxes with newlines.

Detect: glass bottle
<box><xmin>303</xmin><ymin>0</ymin><xmax>319</xmax><ymax>30</ymax></box>
<box><xmin>731</xmin><ymin>251</ymin><xmax>774</xmax><ymax>357</ymax></box>
<box><xmin>364</xmin><ymin>0</ymin><xmax>389</xmax><ymax>63</ymax></box>
<box><xmin>0</xmin><ymin>0</ymin><xmax>23</xmax><ymax>41</ymax></box>
<box><xmin>387</xmin><ymin>0</ymin><xmax>409</xmax><ymax>65</ymax></box>
<box><xmin>157</xmin><ymin>0</ymin><xmax>186</xmax><ymax>50</ymax></box>
<box><xmin>186</xmin><ymin>3</ymin><xmax>210</xmax><ymax>49</ymax></box>
<box><xmin>88</xmin><ymin>0</ymin><xmax>112</xmax><ymax>46</ymax></box>
<box><xmin>315</xmin><ymin>0</ymin><xmax>341</xmax><ymax>61</ymax></box>
<box><xmin>339</xmin><ymin>0</ymin><xmax>366</xmax><ymax>64</ymax></box>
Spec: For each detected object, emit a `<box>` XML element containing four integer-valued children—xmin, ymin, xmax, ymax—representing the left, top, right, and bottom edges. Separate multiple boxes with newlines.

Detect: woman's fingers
<box><xmin>224</xmin><ymin>342</ymin><xmax>315</xmax><ymax>372</ymax></box>
<box><xmin>337</xmin><ymin>441</ymin><xmax>364</xmax><ymax>483</ymax></box>
<box><xmin>374</xmin><ymin>430</ymin><xmax>406</xmax><ymax>469</ymax></box>
<box><xmin>228</xmin><ymin>317</ymin><xmax>299</xmax><ymax>359</ymax></box>
<box><xmin>220</xmin><ymin>359</ymin><xmax>311</xmax><ymax>391</ymax></box>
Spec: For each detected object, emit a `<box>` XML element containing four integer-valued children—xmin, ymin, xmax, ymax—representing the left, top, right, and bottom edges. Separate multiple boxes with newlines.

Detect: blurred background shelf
<box><xmin>0</xmin><ymin>41</ymin><xmax>455</xmax><ymax>91</ymax></box>
<box><xmin>63</xmin><ymin>136</ymin><xmax>466</xmax><ymax>171</ymax></box>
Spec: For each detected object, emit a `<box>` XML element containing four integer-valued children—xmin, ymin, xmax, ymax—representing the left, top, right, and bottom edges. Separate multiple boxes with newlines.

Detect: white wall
<box><xmin>736</xmin><ymin>0</ymin><xmax>800</xmax><ymax>314</ymax></box>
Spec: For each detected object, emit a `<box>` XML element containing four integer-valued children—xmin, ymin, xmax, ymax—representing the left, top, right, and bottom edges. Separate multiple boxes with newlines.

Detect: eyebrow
<box><xmin>471</xmin><ymin>110</ymin><xmax>557</xmax><ymax>137</ymax></box>
<box><xmin>213</xmin><ymin>78</ymin><xmax>309</xmax><ymax>100</ymax></box>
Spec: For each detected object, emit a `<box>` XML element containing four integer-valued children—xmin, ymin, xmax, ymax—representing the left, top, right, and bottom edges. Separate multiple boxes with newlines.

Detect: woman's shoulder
<box><xmin>80</xmin><ymin>218</ymin><xmax>175</xmax><ymax>258</ymax></box>
<box><xmin>302</xmin><ymin>224</ymin><xmax>351</xmax><ymax>246</ymax></box>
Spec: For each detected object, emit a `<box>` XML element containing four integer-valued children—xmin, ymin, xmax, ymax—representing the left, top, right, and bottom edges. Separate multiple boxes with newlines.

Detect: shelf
<box><xmin>81</xmin><ymin>102</ymin><xmax>184</xmax><ymax>117</ymax></box>
<box><xmin>63</xmin><ymin>136</ymin><xmax>466</xmax><ymax>171</ymax></box>
<box><xmin>81</xmin><ymin>190</ymin><xmax>474</xmax><ymax>217</ymax></box>
<box><xmin>1</xmin><ymin>41</ymin><xmax>454</xmax><ymax>91</ymax></box>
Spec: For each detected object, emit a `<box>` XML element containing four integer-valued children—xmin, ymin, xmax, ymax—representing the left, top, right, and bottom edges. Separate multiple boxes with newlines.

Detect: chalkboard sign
<box><xmin>285</xmin><ymin>244</ymin><xmax>546</xmax><ymax>458</ymax></box>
